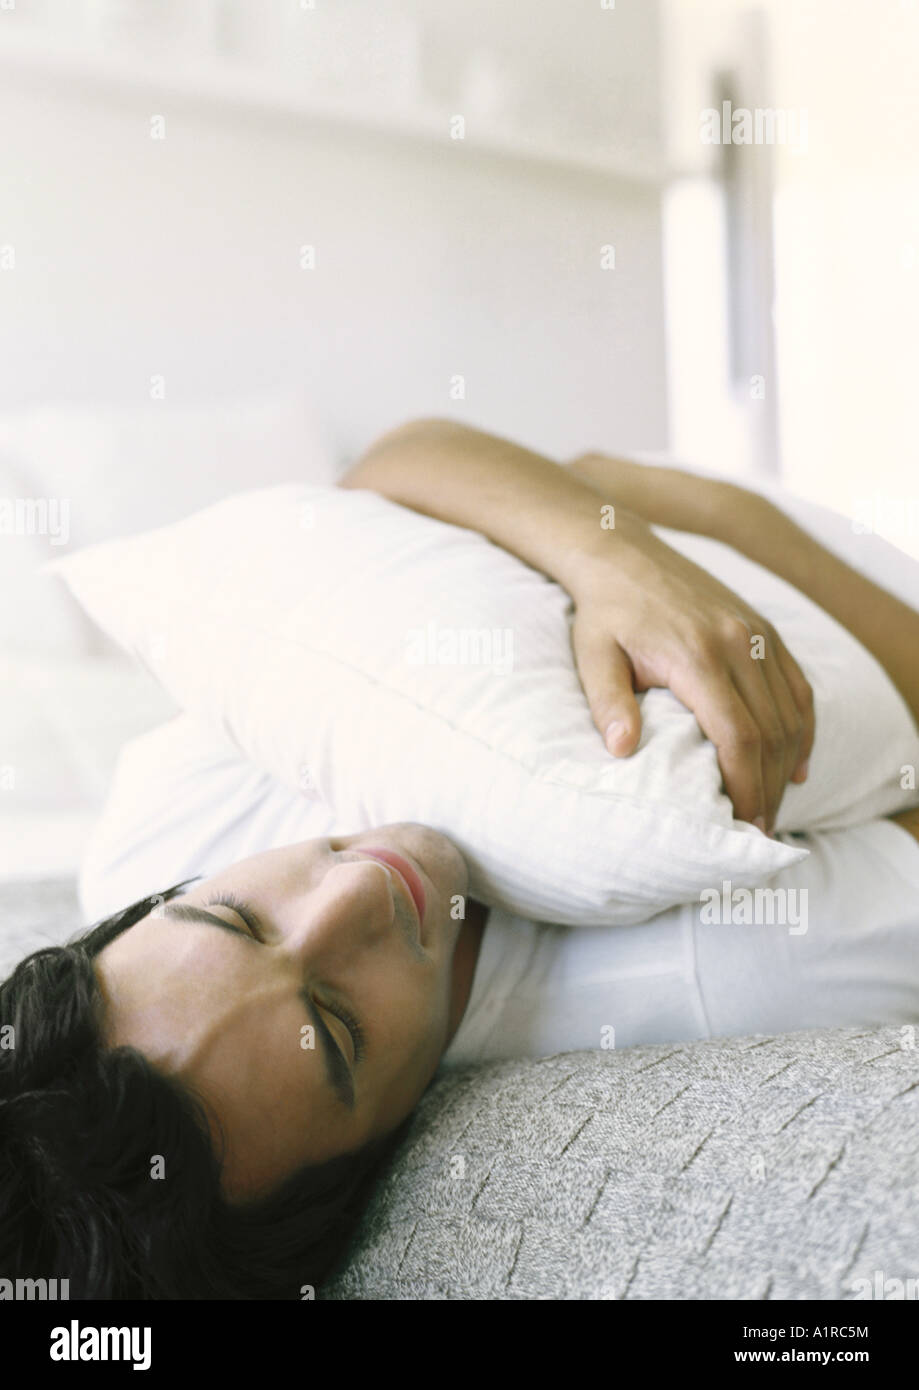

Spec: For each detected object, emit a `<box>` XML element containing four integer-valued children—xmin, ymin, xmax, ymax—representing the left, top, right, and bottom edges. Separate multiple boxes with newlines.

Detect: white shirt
<box><xmin>440</xmin><ymin>819</ymin><xmax>919</xmax><ymax>1068</ymax></box>
<box><xmin>80</xmin><ymin>714</ymin><xmax>919</xmax><ymax>1066</ymax></box>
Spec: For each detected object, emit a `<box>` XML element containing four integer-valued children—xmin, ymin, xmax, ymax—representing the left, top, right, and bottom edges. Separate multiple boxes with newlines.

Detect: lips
<box><xmin>357</xmin><ymin>847</ymin><xmax>426</xmax><ymax>929</ymax></box>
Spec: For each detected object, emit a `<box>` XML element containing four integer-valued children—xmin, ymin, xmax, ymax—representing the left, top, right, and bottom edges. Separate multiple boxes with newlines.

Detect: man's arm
<box><xmin>340</xmin><ymin>417</ymin><xmax>815</xmax><ymax>833</ymax></box>
<box><xmin>340</xmin><ymin>417</ymin><xmax>631</xmax><ymax>597</ymax></box>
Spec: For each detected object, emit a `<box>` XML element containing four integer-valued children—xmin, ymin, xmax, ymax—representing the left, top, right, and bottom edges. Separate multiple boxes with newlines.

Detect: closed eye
<box><xmin>203</xmin><ymin>893</ymin><xmax>365</xmax><ymax>1066</ymax></box>
<box><xmin>204</xmin><ymin>891</ymin><xmax>265</xmax><ymax>942</ymax></box>
<box><xmin>161</xmin><ymin>897</ymin><xmax>361</xmax><ymax>1109</ymax></box>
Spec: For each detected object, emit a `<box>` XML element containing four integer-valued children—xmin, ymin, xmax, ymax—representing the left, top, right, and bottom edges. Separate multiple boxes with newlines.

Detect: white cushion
<box><xmin>47</xmin><ymin>481</ymin><xmax>919</xmax><ymax>925</ymax></box>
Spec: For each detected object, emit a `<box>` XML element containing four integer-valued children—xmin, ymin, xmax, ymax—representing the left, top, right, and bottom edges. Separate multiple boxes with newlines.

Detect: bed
<box><xmin>4</xmin><ymin>397</ymin><xmax>919</xmax><ymax>1299</ymax></box>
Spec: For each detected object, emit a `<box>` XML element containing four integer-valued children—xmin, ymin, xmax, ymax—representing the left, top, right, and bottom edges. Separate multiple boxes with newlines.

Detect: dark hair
<box><xmin>0</xmin><ymin>882</ymin><xmax>413</xmax><ymax>1299</ymax></box>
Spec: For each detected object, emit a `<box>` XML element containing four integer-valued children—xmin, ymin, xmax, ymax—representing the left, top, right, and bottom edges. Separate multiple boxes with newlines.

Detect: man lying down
<box><xmin>3</xmin><ymin>418</ymin><xmax>919</xmax><ymax>1299</ymax></box>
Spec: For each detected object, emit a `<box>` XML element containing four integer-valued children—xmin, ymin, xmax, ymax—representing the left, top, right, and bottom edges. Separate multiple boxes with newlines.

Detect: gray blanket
<box><xmin>323</xmin><ymin>1027</ymin><xmax>919</xmax><ymax>1299</ymax></box>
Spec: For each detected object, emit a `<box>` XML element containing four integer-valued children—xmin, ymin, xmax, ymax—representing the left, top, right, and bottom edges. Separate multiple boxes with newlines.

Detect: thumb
<box><xmin>572</xmin><ymin>627</ymin><xmax>643</xmax><ymax>757</ymax></box>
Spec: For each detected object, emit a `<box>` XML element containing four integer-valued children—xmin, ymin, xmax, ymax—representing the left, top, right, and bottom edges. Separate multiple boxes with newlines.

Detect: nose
<box><xmin>277</xmin><ymin>855</ymin><xmax>398</xmax><ymax>962</ymax></box>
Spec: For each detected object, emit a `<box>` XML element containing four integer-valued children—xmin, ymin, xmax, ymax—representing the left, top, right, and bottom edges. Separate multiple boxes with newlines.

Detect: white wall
<box><xmin>0</xmin><ymin>11</ymin><xmax>669</xmax><ymax>465</ymax></box>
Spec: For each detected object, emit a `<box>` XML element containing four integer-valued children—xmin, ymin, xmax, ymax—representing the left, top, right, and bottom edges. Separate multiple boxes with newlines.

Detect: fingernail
<box><xmin>797</xmin><ymin>759</ymin><xmax>810</xmax><ymax>782</ymax></box>
<box><xmin>604</xmin><ymin>721</ymin><xmax>624</xmax><ymax>752</ymax></box>
<box><xmin>753</xmin><ymin>816</ymin><xmax>767</xmax><ymax>834</ymax></box>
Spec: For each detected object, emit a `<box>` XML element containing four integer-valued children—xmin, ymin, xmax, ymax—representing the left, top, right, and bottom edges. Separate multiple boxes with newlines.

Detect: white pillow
<box><xmin>46</xmin><ymin>482</ymin><xmax>919</xmax><ymax>925</ymax></box>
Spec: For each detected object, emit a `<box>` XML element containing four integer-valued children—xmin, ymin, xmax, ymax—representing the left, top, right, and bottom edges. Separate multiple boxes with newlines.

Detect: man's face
<box><xmin>94</xmin><ymin>823</ymin><xmax>471</xmax><ymax>1201</ymax></box>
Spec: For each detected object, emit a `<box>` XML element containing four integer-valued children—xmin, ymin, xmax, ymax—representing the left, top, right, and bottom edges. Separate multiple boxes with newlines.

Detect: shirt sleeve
<box><xmin>691</xmin><ymin>819</ymin><xmax>919</xmax><ymax>1038</ymax></box>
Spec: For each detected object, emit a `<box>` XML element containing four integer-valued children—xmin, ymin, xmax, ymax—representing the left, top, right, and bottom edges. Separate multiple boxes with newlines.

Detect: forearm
<box><xmin>339</xmin><ymin>418</ymin><xmax>635</xmax><ymax>599</ymax></box>
<box><xmin>718</xmin><ymin>498</ymin><xmax>919</xmax><ymax>732</ymax></box>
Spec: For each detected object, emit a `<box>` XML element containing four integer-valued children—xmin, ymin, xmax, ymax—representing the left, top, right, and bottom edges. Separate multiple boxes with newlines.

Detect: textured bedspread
<box><xmin>322</xmin><ymin>1027</ymin><xmax>919</xmax><ymax>1299</ymax></box>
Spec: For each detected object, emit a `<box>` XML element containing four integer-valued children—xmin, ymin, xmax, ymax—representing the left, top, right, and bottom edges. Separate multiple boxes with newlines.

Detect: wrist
<box><xmin>556</xmin><ymin>507</ymin><xmax>657</xmax><ymax>604</ymax></box>
<box><xmin>571</xmin><ymin>452</ymin><xmax>749</xmax><ymax>541</ymax></box>
<box><xmin>707</xmin><ymin>485</ymin><xmax>784</xmax><ymax>554</ymax></box>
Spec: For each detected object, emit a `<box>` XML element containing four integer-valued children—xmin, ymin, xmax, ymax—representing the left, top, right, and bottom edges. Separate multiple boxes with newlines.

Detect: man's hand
<box><xmin>569</xmin><ymin>511</ymin><xmax>815</xmax><ymax>835</ymax></box>
<box><xmin>342</xmin><ymin>419</ymin><xmax>815</xmax><ymax>832</ymax></box>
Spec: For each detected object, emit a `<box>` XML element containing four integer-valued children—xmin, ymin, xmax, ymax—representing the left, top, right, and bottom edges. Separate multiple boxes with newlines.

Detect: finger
<box><xmin>673</xmin><ymin>667</ymin><xmax>767</xmax><ymax>828</ymax></box>
<box><xmin>759</xmin><ymin>640</ymin><xmax>806</xmax><ymax>814</ymax></box>
<box><xmin>726</xmin><ymin>653</ymin><xmax>786</xmax><ymax>832</ymax></box>
<box><xmin>571</xmin><ymin>625</ymin><xmax>643</xmax><ymax>756</ymax></box>
<box><xmin>773</xmin><ymin>640</ymin><xmax>815</xmax><ymax>781</ymax></box>
<box><xmin>707</xmin><ymin>617</ymin><xmax>793</xmax><ymax>831</ymax></box>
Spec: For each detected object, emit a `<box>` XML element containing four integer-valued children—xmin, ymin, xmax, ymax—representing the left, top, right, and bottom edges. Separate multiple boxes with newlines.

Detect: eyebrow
<box><xmin>160</xmin><ymin>903</ymin><xmax>356</xmax><ymax>1111</ymax></box>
